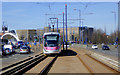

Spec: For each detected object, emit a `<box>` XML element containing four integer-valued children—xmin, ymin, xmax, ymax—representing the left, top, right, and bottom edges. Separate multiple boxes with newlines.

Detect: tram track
<box><xmin>0</xmin><ymin>53</ymin><xmax>43</xmax><ymax>72</ymax></box>
<box><xmin>25</xmin><ymin>55</ymin><xmax>58</xmax><ymax>74</ymax></box>
<box><xmin>39</xmin><ymin>55</ymin><xmax>58</xmax><ymax>75</ymax></box>
<box><xmin>76</xmin><ymin>54</ymin><xmax>119</xmax><ymax>74</ymax></box>
<box><xmin>87</xmin><ymin>54</ymin><xmax>120</xmax><ymax>73</ymax></box>
<box><xmin>76</xmin><ymin>54</ymin><xmax>94</xmax><ymax>74</ymax></box>
<box><xmin>70</xmin><ymin>47</ymin><xmax>119</xmax><ymax>73</ymax></box>
<box><xmin>0</xmin><ymin>53</ymin><xmax>47</xmax><ymax>75</ymax></box>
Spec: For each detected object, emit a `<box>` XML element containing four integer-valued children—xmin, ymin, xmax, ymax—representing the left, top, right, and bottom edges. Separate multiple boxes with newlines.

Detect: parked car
<box><xmin>5</xmin><ymin>48</ymin><xmax>11</xmax><ymax>55</ymax></box>
<box><xmin>20</xmin><ymin>46</ymin><xmax>30</xmax><ymax>54</ymax></box>
<box><xmin>16</xmin><ymin>40</ymin><xmax>24</xmax><ymax>48</ymax></box>
<box><xmin>0</xmin><ymin>48</ymin><xmax>2</xmax><ymax>56</ymax></box>
<box><xmin>102</xmin><ymin>45</ymin><xmax>110</xmax><ymax>50</ymax></box>
<box><xmin>4</xmin><ymin>43</ymin><xmax>15</xmax><ymax>53</ymax></box>
<box><xmin>0</xmin><ymin>45</ymin><xmax>6</xmax><ymax>56</ymax></box>
<box><xmin>26</xmin><ymin>46</ymin><xmax>31</xmax><ymax>53</ymax></box>
<box><xmin>92</xmin><ymin>45</ymin><xmax>98</xmax><ymax>49</ymax></box>
<box><xmin>70</xmin><ymin>41</ymin><xmax>76</xmax><ymax>46</ymax></box>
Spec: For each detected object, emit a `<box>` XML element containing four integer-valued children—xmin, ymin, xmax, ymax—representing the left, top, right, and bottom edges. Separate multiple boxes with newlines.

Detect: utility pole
<box><xmin>48</xmin><ymin>23</ymin><xmax>51</xmax><ymax>32</ymax></box>
<box><xmin>52</xmin><ymin>25</ymin><xmax>54</xmax><ymax>32</ymax></box>
<box><xmin>65</xmin><ymin>4</ymin><xmax>67</xmax><ymax>50</ymax></box>
<box><xmin>39</xmin><ymin>29</ymin><xmax>40</xmax><ymax>48</ymax></box>
<box><xmin>57</xmin><ymin>18</ymin><xmax>58</xmax><ymax>32</ymax></box>
<box><xmin>79</xmin><ymin>9</ymin><xmax>81</xmax><ymax>44</ymax></box>
<box><xmin>63</xmin><ymin>12</ymin><xmax>65</xmax><ymax>50</ymax></box>
<box><xmin>111</xmin><ymin>11</ymin><xmax>117</xmax><ymax>39</ymax></box>
<box><xmin>82</xmin><ymin>21</ymin><xmax>84</xmax><ymax>44</ymax></box>
<box><xmin>73</xmin><ymin>9</ymin><xmax>82</xmax><ymax>44</ymax></box>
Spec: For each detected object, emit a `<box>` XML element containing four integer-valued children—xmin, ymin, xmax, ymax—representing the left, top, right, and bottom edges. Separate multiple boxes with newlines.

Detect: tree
<box><xmin>91</xmin><ymin>29</ymin><xmax>105</xmax><ymax>44</ymax></box>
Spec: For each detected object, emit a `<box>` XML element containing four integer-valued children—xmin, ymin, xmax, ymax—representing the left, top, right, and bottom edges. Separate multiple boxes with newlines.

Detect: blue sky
<box><xmin>2</xmin><ymin>2</ymin><xmax>118</xmax><ymax>35</ymax></box>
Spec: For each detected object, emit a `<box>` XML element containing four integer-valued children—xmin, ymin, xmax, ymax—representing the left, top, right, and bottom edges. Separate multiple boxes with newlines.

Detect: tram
<box><xmin>43</xmin><ymin>32</ymin><xmax>61</xmax><ymax>54</ymax></box>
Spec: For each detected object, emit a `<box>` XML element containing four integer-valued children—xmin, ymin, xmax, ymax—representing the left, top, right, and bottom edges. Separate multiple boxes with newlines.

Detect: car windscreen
<box><xmin>18</xmin><ymin>41</ymin><xmax>23</xmax><ymax>43</ymax></box>
<box><xmin>5</xmin><ymin>48</ymin><xmax>10</xmax><ymax>50</ymax></box>
<box><xmin>71</xmin><ymin>42</ymin><xmax>76</xmax><ymax>44</ymax></box>
<box><xmin>103</xmin><ymin>45</ymin><xmax>108</xmax><ymax>47</ymax></box>
<box><xmin>22</xmin><ymin>47</ymin><xmax>27</xmax><ymax>49</ymax></box>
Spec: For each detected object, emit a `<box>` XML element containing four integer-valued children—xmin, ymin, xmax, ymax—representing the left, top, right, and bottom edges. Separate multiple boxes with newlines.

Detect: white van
<box><xmin>4</xmin><ymin>42</ymin><xmax>15</xmax><ymax>53</ymax></box>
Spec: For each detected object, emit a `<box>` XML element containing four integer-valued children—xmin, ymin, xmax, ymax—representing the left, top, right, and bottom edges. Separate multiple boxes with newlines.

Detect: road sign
<box><xmin>34</xmin><ymin>42</ymin><xmax>37</xmax><ymax>45</ymax></box>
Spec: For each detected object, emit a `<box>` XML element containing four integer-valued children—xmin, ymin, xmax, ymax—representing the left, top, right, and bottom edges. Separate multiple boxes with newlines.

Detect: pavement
<box><xmin>49</xmin><ymin>48</ymin><xmax>116</xmax><ymax>73</ymax></box>
<box><xmin>49</xmin><ymin>55</ymin><xmax>90</xmax><ymax>73</ymax></box>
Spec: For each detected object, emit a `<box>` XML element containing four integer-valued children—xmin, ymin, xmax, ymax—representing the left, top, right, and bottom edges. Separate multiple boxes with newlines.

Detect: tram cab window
<box><xmin>44</xmin><ymin>35</ymin><xmax>59</xmax><ymax>47</ymax></box>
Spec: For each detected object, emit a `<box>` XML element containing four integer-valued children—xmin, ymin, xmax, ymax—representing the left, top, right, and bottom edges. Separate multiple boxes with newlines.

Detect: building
<box><xmin>59</xmin><ymin>26</ymin><xmax>94</xmax><ymax>43</ymax></box>
<box><xmin>16</xmin><ymin>29</ymin><xmax>37</xmax><ymax>42</ymax></box>
<box><xmin>59</xmin><ymin>27</ymin><xmax>79</xmax><ymax>42</ymax></box>
<box><xmin>16</xmin><ymin>26</ymin><xmax>94</xmax><ymax>43</ymax></box>
<box><xmin>16</xmin><ymin>27</ymin><xmax>51</xmax><ymax>42</ymax></box>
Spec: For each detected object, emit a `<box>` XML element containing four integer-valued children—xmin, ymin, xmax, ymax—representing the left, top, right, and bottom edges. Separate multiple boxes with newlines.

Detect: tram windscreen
<box><xmin>44</xmin><ymin>35</ymin><xmax>59</xmax><ymax>47</ymax></box>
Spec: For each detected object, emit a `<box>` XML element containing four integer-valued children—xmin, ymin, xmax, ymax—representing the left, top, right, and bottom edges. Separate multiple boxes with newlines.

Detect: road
<box><xmin>89</xmin><ymin>48</ymin><xmax>118</xmax><ymax>58</ymax></box>
<box><xmin>72</xmin><ymin>44</ymin><xmax>118</xmax><ymax>61</ymax></box>
<box><xmin>0</xmin><ymin>45</ymin><xmax>42</xmax><ymax>69</ymax></box>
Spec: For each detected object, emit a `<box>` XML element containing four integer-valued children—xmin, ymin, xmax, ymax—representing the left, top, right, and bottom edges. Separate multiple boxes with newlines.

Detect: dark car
<box><xmin>27</xmin><ymin>46</ymin><xmax>31</xmax><ymax>53</ymax></box>
<box><xmin>17</xmin><ymin>41</ymin><xmax>24</xmax><ymax>48</ymax></box>
<box><xmin>102</xmin><ymin>45</ymin><xmax>110</xmax><ymax>50</ymax></box>
<box><xmin>0</xmin><ymin>45</ymin><xmax>6</xmax><ymax>56</ymax></box>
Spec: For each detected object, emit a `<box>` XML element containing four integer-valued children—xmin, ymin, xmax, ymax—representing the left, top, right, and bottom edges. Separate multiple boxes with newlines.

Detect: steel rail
<box><xmin>76</xmin><ymin>54</ymin><xmax>94</xmax><ymax>75</ymax></box>
<box><xmin>39</xmin><ymin>55</ymin><xmax>58</xmax><ymax>75</ymax></box>
<box><xmin>0</xmin><ymin>53</ymin><xmax>43</xmax><ymax>72</ymax></box>
<box><xmin>1</xmin><ymin>54</ymin><xmax>46</xmax><ymax>75</ymax></box>
<box><xmin>86</xmin><ymin>54</ymin><xmax>120</xmax><ymax>73</ymax></box>
<box><xmin>71</xmin><ymin>47</ymin><xmax>119</xmax><ymax>73</ymax></box>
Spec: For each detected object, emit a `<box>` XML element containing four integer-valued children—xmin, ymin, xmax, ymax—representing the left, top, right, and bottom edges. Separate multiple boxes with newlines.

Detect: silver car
<box><xmin>20</xmin><ymin>46</ymin><xmax>29</xmax><ymax>54</ymax></box>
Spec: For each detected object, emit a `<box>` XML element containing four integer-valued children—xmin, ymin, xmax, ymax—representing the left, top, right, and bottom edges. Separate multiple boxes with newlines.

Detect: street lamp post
<box><xmin>65</xmin><ymin>4</ymin><xmax>67</xmax><ymax>50</ymax></box>
<box><xmin>74</xmin><ymin>9</ymin><xmax>81</xmax><ymax>44</ymax></box>
<box><xmin>82</xmin><ymin>21</ymin><xmax>84</xmax><ymax>44</ymax></box>
<box><xmin>39</xmin><ymin>29</ymin><xmax>40</xmax><ymax>48</ymax></box>
<box><xmin>111</xmin><ymin>11</ymin><xmax>117</xmax><ymax>38</ymax></box>
<box><xmin>74</xmin><ymin>8</ymin><xmax>93</xmax><ymax>44</ymax></box>
<box><xmin>57</xmin><ymin>18</ymin><xmax>58</xmax><ymax>32</ymax></box>
<box><xmin>79</xmin><ymin>9</ymin><xmax>81</xmax><ymax>44</ymax></box>
<box><xmin>48</xmin><ymin>23</ymin><xmax>51</xmax><ymax>32</ymax></box>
